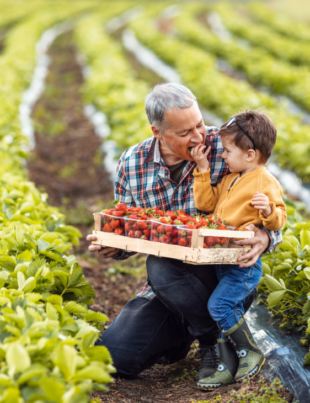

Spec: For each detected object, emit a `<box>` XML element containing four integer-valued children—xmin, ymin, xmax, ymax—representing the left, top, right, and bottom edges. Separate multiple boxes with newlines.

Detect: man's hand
<box><xmin>191</xmin><ymin>144</ymin><xmax>211</xmax><ymax>172</ymax></box>
<box><xmin>251</xmin><ymin>192</ymin><xmax>272</xmax><ymax>218</ymax></box>
<box><xmin>86</xmin><ymin>234</ymin><xmax>121</xmax><ymax>258</ymax></box>
<box><xmin>235</xmin><ymin>224</ymin><xmax>269</xmax><ymax>268</ymax></box>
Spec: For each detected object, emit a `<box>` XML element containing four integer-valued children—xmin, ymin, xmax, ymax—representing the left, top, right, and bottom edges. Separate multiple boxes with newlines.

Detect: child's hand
<box><xmin>251</xmin><ymin>192</ymin><xmax>272</xmax><ymax>217</ymax></box>
<box><xmin>191</xmin><ymin>145</ymin><xmax>211</xmax><ymax>172</ymax></box>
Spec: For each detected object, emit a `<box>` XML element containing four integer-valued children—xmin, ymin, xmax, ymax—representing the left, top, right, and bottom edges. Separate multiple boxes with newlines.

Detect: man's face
<box><xmin>153</xmin><ymin>103</ymin><xmax>206</xmax><ymax>162</ymax></box>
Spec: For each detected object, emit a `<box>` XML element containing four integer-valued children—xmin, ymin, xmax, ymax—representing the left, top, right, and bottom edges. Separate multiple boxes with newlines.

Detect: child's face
<box><xmin>221</xmin><ymin>136</ymin><xmax>250</xmax><ymax>173</ymax></box>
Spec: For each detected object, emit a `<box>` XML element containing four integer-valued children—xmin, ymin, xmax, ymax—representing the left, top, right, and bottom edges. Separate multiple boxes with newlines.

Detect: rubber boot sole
<box><xmin>236</xmin><ymin>356</ymin><xmax>266</xmax><ymax>382</ymax></box>
<box><xmin>196</xmin><ymin>381</ymin><xmax>234</xmax><ymax>391</ymax></box>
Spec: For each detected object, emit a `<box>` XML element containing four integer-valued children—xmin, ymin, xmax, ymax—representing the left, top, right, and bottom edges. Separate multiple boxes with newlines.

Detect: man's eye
<box><xmin>181</xmin><ymin>132</ymin><xmax>188</xmax><ymax>137</ymax></box>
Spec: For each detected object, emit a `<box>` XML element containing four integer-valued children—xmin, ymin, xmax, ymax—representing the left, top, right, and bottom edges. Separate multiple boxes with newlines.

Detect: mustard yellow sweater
<box><xmin>193</xmin><ymin>166</ymin><xmax>286</xmax><ymax>231</ymax></box>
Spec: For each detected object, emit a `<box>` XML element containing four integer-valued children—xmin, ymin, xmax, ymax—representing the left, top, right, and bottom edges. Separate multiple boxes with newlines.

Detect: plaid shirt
<box><xmin>115</xmin><ymin>126</ymin><xmax>282</xmax><ymax>299</ymax></box>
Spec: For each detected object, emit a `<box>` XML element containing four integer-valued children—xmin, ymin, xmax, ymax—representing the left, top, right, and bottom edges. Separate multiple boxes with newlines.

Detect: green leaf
<box><xmin>84</xmin><ymin>311</ymin><xmax>108</xmax><ymax>323</ymax></box>
<box><xmin>64</xmin><ymin>301</ymin><xmax>87</xmax><ymax>314</ymax></box>
<box><xmin>27</xmin><ymin>259</ymin><xmax>45</xmax><ymax>277</ymax></box>
<box><xmin>267</xmin><ymin>290</ymin><xmax>287</xmax><ymax>307</ymax></box>
<box><xmin>52</xmin><ymin>344</ymin><xmax>77</xmax><ymax>381</ymax></box>
<box><xmin>47</xmin><ymin>295</ymin><xmax>63</xmax><ymax>306</ymax></box>
<box><xmin>300</xmin><ymin>229</ymin><xmax>310</xmax><ymax>250</ymax></box>
<box><xmin>264</xmin><ymin>274</ymin><xmax>286</xmax><ymax>292</ymax></box>
<box><xmin>17</xmin><ymin>271</ymin><xmax>25</xmax><ymax>290</ymax></box>
<box><xmin>17</xmin><ymin>364</ymin><xmax>47</xmax><ymax>385</ymax></box>
<box><xmin>68</xmin><ymin>263</ymin><xmax>83</xmax><ymax>288</ymax></box>
<box><xmin>6</xmin><ymin>342</ymin><xmax>31</xmax><ymax>374</ymax></box>
<box><xmin>279</xmin><ymin>240</ymin><xmax>296</xmax><ymax>253</ymax></box>
<box><xmin>0</xmin><ymin>255</ymin><xmax>16</xmax><ymax>271</ymax></box>
<box><xmin>72</xmin><ymin>364</ymin><xmax>112</xmax><ymax>383</ymax></box>
<box><xmin>37</xmin><ymin>239</ymin><xmax>50</xmax><ymax>252</ymax></box>
<box><xmin>303</xmin><ymin>300</ymin><xmax>310</xmax><ymax>314</ymax></box>
<box><xmin>262</xmin><ymin>262</ymin><xmax>271</xmax><ymax>275</ymax></box>
<box><xmin>24</xmin><ymin>234</ymin><xmax>37</xmax><ymax>251</ymax></box>
<box><xmin>22</xmin><ymin>277</ymin><xmax>36</xmax><ymax>293</ymax></box>
<box><xmin>46</xmin><ymin>302</ymin><xmax>58</xmax><ymax>320</ymax></box>
<box><xmin>304</xmin><ymin>268</ymin><xmax>310</xmax><ymax>280</ymax></box>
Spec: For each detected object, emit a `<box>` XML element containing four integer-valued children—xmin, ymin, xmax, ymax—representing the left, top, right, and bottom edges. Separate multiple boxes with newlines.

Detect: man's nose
<box><xmin>191</xmin><ymin>129</ymin><xmax>204</xmax><ymax>144</ymax></box>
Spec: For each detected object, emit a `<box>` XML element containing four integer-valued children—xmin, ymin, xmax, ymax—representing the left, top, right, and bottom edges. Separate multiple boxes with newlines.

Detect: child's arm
<box><xmin>192</xmin><ymin>145</ymin><xmax>223</xmax><ymax>212</ymax></box>
<box><xmin>251</xmin><ymin>188</ymin><xmax>287</xmax><ymax>231</ymax></box>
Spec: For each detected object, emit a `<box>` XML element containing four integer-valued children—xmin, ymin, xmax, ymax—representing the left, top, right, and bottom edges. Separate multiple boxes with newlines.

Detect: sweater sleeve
<box><xmin>193</xmin><ymin>167</ymin><xmax>224</xmax><ymax>212</ymax></box>
<box><xmin>259</xmin><ymin>176</ymin><xmax>287</xmax><ymax>231</ymax></box>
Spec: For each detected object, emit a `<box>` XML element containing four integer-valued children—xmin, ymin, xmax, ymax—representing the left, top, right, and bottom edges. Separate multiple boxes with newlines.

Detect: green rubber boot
<box><xmin>223</xmin><ymin>317</ymin><xmax>265</xmax><ymax>381</ymax></box>
<box><xmin>196</xmin><ymin>337</ymin><xmax>239</xmax><ymax>390</ymax></box>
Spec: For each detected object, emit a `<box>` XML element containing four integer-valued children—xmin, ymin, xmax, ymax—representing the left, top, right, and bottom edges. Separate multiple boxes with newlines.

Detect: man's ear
<box><xmin>151</xmin><ymin>125</ymin><xmax>162</xmax><ymax>140</ymax></box>
<box><xmin>246</xmin><ymin>149</ymin><xmax>256</xmax><ymax>162</ymax></box>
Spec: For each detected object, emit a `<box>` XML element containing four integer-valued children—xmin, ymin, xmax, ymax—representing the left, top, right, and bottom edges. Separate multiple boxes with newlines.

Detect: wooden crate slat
<box><xmin>93</xmin><ymin>231</ymin><xmax>197</xmax><ymax>261</ymax></box>
<box><xmin>198</xmin><ymin>228</ymin><xmax>254</xmax><ymax>238</ymax></box>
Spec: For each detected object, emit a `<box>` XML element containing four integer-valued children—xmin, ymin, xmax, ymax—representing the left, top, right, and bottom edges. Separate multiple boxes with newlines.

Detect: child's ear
<box><xmin>246</xmin><ymin>149</ymin><xmax>256</xmax><ymax>162</ymax></box>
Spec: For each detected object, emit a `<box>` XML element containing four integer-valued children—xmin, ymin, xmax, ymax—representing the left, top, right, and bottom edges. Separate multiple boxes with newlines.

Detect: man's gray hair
<box><xmin>145</xmin><ymin>83</ymin><xmax>197</xmax><ymax>133</ymax></box>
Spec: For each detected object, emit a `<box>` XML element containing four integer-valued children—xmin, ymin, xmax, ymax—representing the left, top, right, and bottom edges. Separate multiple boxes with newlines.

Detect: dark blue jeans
<box><xmin>208</xmin><ymin>257</ymin><xmax>262</xmax><ymax>332</ymax></box>
<box><xmin>97</xmin><ymin>256</ymin><xmax>256</xmax><ymax>378</ymax></box>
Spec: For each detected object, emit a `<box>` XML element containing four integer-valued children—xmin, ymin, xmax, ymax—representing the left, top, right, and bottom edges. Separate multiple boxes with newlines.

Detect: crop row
<box><xmin>129</xmin><ymin>12</ymin><xmax>310</xmax><ymax>184</ymax></box>
<box><xmin>0</xmin><ymin>3</ymin><xmax>117</xmax><ymax>402</ymax></box>
<box><xmin>246</xmin><ymin>2</ymin><xmax>310</xmax><ymax>43</ymax></box>
<box><xmin>175</xmin><ymin>4</ymin><xmax>310</xmax><ymax>114</ymax></box>
<box><xmin>127</xmin><ymin>11</ymin><xmax>310</xmax><ymax>363</ymax></box>
<box><xmin>212</xmin><ymin>3</ymin><xmax>310</xmax><ymax>67</ymax></box>
<box><xmin>74</xmin><ymin>4</ymin><xmax>152</xmax><ymax>154</ymax></box>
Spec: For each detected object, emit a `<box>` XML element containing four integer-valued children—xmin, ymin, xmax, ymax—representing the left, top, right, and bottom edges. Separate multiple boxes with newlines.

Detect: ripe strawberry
<box><xmin>103</xmin><ymin>223</ymin><xmax>112</xmax><ymax>232</ymax></box>
<box><xmin>143</xmin><ymin>229</ymin><xmax>151</xmax><ymax>238</ymax></box>
<box><xmin>157</xmin><ymin>225</ymin><xmax>164</xmax><ymax>234</ymax></box>
<box><xmin>135</xmin><ymin>230</ymin><xmax>143</xmax><ymax>238</ymax></box>
<box><xmin>125</xmin><ymin>222</ymin><xmax>130</xmax><ymax>232</ymax></box>
<box><xmin>165</xmin><ymin>210</ymin><xmax>177</xmax><ymax>220</ymax></box>
<box><xmin>162</xmin><ymin>234</ymin><xmax>171</xmax><ymax>244</ymax></box>
<box><xmin>172</xmin><ymin>228</ymin><xmax>178</xmax><ymax>238</ymax></box>
<box><xmin>114</xmin><ymin>228</ymin><xmax>124</xmax><ymax>235</ymax></box>
<box><xmin>110</xmin><ymin>219</ymin><xmax>120</xmax><ymax>229</ymax></box>
<box><xmin>179</xmin><ymin>237</ymin><xmax>188</xmax><ymax>247</ymax></box>
<box><xmin>114</xmin><ymin>202</ymin><xmax>128</xmax><ymax>213</ymax></box>
<box><xmin>128</xmin><ymin>230</ymin><xmax>135</xmax><ymax>238</ymax></box>
<box><xmin>139</xmin><ymin>213</ymin><xmax>148</xmax><ymax>220</ymax></box>
<box><xmin>112</xmin><ymin>210</ymin><xmax>125</xmax><ymax>217</ymax></box>
<box><xmin>137</xmin><ymin>220</ymin><xmax>148</xmax><ymax>230</ymax></box>
<box><xmin>205</xmin><ymin>237</ymin><xmax>214</xmax><ymax>247</ymax></box>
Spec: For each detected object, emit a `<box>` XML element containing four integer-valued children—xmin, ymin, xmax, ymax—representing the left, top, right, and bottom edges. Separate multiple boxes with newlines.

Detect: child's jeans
<box><xmin>207</xmin><ymin>257</ymin><xmax>262</xmax><ymax>332</ymax></box>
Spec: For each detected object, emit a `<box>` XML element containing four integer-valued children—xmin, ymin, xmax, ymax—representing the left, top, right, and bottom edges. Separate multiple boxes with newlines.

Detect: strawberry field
<box><xmin>1</xmin><ymin>0</ymin><xmax>310</xmax><ymax>402</ymax></box>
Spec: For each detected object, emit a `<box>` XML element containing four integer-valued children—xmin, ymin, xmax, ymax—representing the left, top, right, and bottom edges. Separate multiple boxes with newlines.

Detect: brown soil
<box><xmin>27</xmin><ymin>30</ymin><xmax>295</xmax><ymax>403</ymax></box>
<box><xmin>27</xmin><ymin>31</ymin><xmax>114</xmax><ymax>208</ymax></box>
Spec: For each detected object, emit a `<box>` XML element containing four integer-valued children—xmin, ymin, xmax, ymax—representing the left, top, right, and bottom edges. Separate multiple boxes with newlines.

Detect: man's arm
<box><xmin>87</xmin><ymin>151</ymin><xmax>136</xmax><ymax>260</ymax></box>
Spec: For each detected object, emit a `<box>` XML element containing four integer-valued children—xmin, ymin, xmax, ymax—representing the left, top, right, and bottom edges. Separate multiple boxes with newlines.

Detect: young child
<box><xmin>191</xmin><ymin>110</ymin><xmax>286</xmax><ymax>389</ymax></box>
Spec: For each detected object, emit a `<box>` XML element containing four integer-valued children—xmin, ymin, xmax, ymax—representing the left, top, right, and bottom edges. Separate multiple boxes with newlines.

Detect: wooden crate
<box><xmin>92</xmin><ymin>213</ymin><xmax>254</xmax><ymax>265</ymax></box>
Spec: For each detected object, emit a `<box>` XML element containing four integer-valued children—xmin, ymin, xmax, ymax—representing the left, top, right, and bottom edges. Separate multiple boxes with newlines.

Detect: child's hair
<box><xmin>219</xmin><ymin>110</ymin><xmax>277</xmax><ymax>164</ymax></box>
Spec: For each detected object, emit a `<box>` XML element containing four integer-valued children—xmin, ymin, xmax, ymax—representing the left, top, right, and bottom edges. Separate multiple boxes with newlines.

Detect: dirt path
<box><xmin>27</xmin><ymin>29</ymin><xmax>295</xmax><ymax>403</ymax></box>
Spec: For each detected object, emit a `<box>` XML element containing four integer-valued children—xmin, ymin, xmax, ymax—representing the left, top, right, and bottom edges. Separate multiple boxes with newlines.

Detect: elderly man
<box><xmin>87</xmin><ymin>83</ymin><xmax>281</xmax><ymax>388</ymax></box>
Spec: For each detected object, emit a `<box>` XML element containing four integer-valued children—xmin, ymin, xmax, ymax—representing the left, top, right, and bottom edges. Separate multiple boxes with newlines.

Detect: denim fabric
<box><xmin>147</xmin><ymin>255</ymin><xmax>220</xmax><ymax>343</ymax></box>
<box><xmin>207</xmin><ymin>258</ymin><xmax>262</xmax><ymax>332</ymax></box>
<box><xmin>97</xmin><ymin>256</ymin><xmax>257</xmax><ymax>378</ymax></box>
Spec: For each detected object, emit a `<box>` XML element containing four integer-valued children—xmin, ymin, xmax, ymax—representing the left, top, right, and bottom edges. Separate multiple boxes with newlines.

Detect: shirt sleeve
<box><xmin>205</xmin><ymin>126</ymin><xmax>230</xmax><ymax>185</ymax></box>
<box><xmin>193</xmin><ymin>167</ymin><xmax>224</xmax><ymax>212</ymax></box>
<box><xmin>114</xmin><ymin>151</ymin><xmax>135</xmax><ymax>206</ymax></box>
<box><xmin>262</xmin><ymin>228</ymin><xmax>282</xmax><ymax>254</ymax></box>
